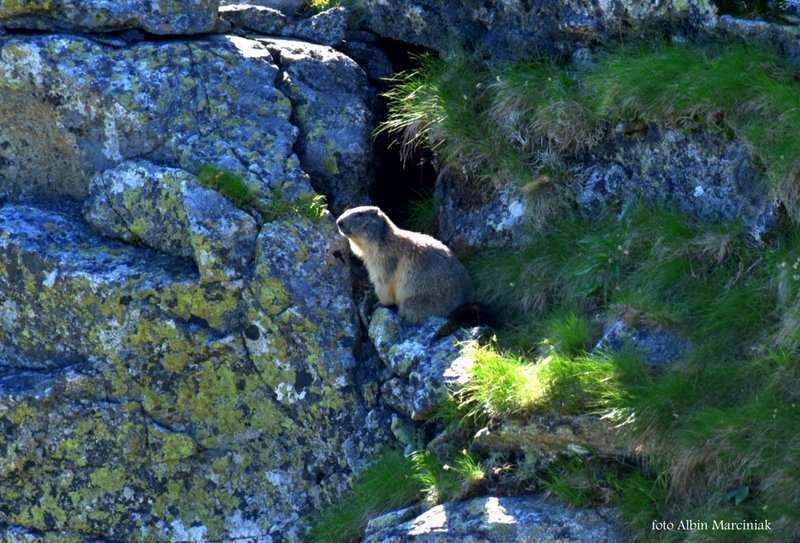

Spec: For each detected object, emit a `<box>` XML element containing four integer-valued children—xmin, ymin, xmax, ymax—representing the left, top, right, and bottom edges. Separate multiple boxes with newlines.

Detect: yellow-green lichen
<box><xmin>90</xmin><ymin>467</ymin><xmax>127</xmax><ymax>494</ymax></box>
<box><xmin>154</xmin><ymin>432</ymin><xmax>196</xmax><ymax>463</ymax></box>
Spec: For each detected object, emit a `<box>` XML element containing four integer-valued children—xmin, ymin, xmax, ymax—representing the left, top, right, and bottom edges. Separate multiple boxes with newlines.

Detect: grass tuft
<box><xmin>458</xmin><ymin>345</ymin><xmax>546</xmax><ymax>420</ymax></box>
<box><xmin>261</xmin><ymin>188</ymin><xmax>328</xmax><ymax>224</ymax></box>
<box><xmin>306</xmin><ymin>449</ymin><xmax>421</xmax><ymax>543</ymax></box>
<box><xmin>197</xmin><ymin>165</ymin><xmax>256</xmax><ymax>209</ymax></box>
<box><xmin>197</xmin><ymin>165</ymin><xmax>328</xmax><ymax>223</ymax></box>
<box><xmin>410</xmin><ymin>449</ymin><xmax>485</xmax><ymax>506</ymax></box>
<box><xmin>404</xmin><ymin>191</ymin><xmax>439</xmax><ymax>235</ymax></box>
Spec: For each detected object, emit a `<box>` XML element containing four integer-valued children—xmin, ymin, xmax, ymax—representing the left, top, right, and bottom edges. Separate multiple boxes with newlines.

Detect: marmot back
<box><xmin>336</xmin><ymin>206</ymin><xmax>474</xmax><ymax>324</ymax></box>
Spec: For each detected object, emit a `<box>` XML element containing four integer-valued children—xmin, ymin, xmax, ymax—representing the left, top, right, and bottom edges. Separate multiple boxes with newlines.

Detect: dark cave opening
<box><xmin>712</xmin><ymin>0</ymin><xmax>796</xmax><ymax>21</ymax></box>
<box><xmin>369</xmin><ymin>37</ymin><xmax>439</xmax><ymax>229</ymax></box>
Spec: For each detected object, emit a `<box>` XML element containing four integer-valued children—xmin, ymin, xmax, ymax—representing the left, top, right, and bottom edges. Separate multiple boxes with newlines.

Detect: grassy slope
<box><xmin>381</xmin><ymin>42</ymin><xmax>800</xmax><ymax>220</ymax></box>
<box><xmin>462</xmin><ymin>208</ymin><xmax>800</xmax><ymax>541</ymax></box>
<box><xmin>376</xmin><ymin>41</ymin><xmax>800</xmax><ymax>542</ymax></box>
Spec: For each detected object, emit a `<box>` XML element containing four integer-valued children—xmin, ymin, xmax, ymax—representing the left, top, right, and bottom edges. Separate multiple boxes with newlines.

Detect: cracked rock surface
<box><xmin>0</xmin><ymin>202</ymin><xmax>389</xmax><ymax>541</ymax></box>
<box><xmin>0</xmin><ymin>23</ymin><xmax>387</xmax><ymax>542</ymax></box>
<box><xmin>358</xmin><ymin>0</ymin><xmax>717</xmax><ymax>61</ymax></box>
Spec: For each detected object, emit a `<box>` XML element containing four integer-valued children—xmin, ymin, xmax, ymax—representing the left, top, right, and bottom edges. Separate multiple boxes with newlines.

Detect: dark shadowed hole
<box><xmin>369</xmin><ymin>38</ymin><xmax>439</xmax><ymax>228</ymax></box>
<box><xmin>713</xmin><ymin>0</ymin><xmax>794</xmax><ymax>20</ymax></box>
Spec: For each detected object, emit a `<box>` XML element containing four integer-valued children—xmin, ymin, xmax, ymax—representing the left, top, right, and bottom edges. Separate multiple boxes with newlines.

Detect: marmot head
<box><xmin>336</xmin><ymin>206</ymin><xmax>393</xmax><ymax>244</ymax></box>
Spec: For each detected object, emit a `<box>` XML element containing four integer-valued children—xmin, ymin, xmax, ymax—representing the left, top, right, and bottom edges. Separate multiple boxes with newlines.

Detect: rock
<box><xmin>0</xmin><ymin>34</ymin><xmax>308</xmax><ymax>203</ymax></box>
<box><xmin>0</xmin><ymin>202</ymin><xmax>239</xmax><ymax>347</ymax></box>
<box><xmin>574</xmin><ymin>128</ymin><xmax>777</xmax><ymax>240</ymax></box>
<box><xmin>264</xmin><ymin>37</ymin><xmax>375</xmax><ymax>213</ymax></box>
<box><xmin>242</xmin><ymin>215</ymin><xmax>361</xmax><ymax>404</ymax></box>
<box><xmin>284</xmin><ymin>7</ymin><xmax>347</xmax><ymax>46</ymax></box>
<box><xmin>438</xmin><ymin>124</ymin><xmax>778</xmax><ymax>251</ymax></box>
<box><xmin>716</xmin><ymin>15</ymin><xmax>800</xmax><ymax>67</ymax></box>
<box><xmin>340</xmin><ymin>39</ymin><xmax>394</xmax><ymax>85</ymax></box>
<box><xmin>220</xmin><ymin>5</ymin><xmax>346</xmax><ymax>46</ymax></box>
<box><xmin>0</xmin><ymin>6</ymin><xmax>391</xmax><ymax>543</ymax></box>
<box><xmin>83</xmin><ymin>160</ymin><xmax>258</xmax><ymax>283</ymax></box>
<box><xmin>0</xmin><ymin>201</ymin><xmax>391</xmax><ymax>541</ymax></box>
<box><xmin>594</xmin><ymin>315</ymin><xmax>689</xmax><ymax>369</ymax></box>
<box><xmin>473</xmin><ymin>416</ymin><xmax>630</xmax><ymax>461</ymax></box>
<box><xmin>221</xmin><ymin>0</ymin><xmax>304</xmax><ymax>16</ymax></box>
<box><xmin>363</xmin><ymin>495</ymin><xmax>622</xmax><ymax>542</ymax></box>
<box><xmin>358</xmin><ymin>0</ymin><xmax>717</xmax><ymax>61</ymax></box>
<box><xmin>219</xmin><ymin>4</ymin><xmax>288</xmax><ymax>35</ymax></box>
<box><xmin>368</xmin><ymin>307</ymin><xmax>481</xmax><ymax>420</ymax></box>
<box><xmin>436</xmin><ymin>172</ymin><xmax>531</xmax><ymax>252</ymax></box>
<box><xmin>783</xmin><ymin>0</ymin><xmax>800</xmax><ymax>18</ymax></box>
<box><xmin>0</xmin><ymin>0</ymin><xmax>220</xmax><ymax>35</ymax></box>
<box><xmin>391</xmin><ymin>413</ymin><xmax>426</xmax><ymax>455</ymax></box>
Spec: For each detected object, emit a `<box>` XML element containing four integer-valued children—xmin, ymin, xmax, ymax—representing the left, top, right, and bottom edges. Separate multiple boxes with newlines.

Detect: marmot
<box><xmin>336</xmin><ymin>206</ymin><xmax>474</xmax><ymax>324</ymax></box>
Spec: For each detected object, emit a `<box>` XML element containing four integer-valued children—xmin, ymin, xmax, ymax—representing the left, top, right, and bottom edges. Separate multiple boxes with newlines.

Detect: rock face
<box><xmin>264</xmin><ymin>37</ymin><xmax>375</xmax><ymax>213</ymax></box>
<box><xmin>0</xmin><ymin>24</ymin><xmax>385</xmax><ymax>542</ymax></box>
<box><xmin>363</xmin><ymin>495</ymin><xmax>622</xmax><ymax>543</ymax></box>
<box><xmin>473</xmin><ymin>415</ymin><xmax>630</xmax><ymax>461</ymax></box>
<box><xmin>437</xmin><ymin>125</ymin><xmax>777</xmax><ymax>251</ymax></box>
<box><xmin>575</xmin><ymin>128</ymin><xmax>777</xmax><ymax>240</ymax></box>
<box><xmin>220</xmin><ymin>5</ymin><xmax>347</xmax><ymax>46</ymax></box>
<box><xmin>368</xmin><ymin>308</ymin><xmax>481</xmax><ymax>421</ymax></box>
<box><xmin>595</xmin><ymin>315</ymin><xmax>690</xmax><ymax>368</ymax></box>
<box><xmin>717</xmin><ymin>15</ymin><xmax>800</xmax><ymax>67</ymax></box>
<box><xmin>0</xmin><ymin>0</ymin><xmax>220</xmax><ymax>35</ymax></box>
<box><xmin>437</xmin><ymin>174</ymin><xmax>531</xmax><ymax>253</ymax></box>
<box><xmin>359</xmin><ymin>0</ymin><xmax>717</xmax><ymax>61</ymax></box>
<box><xmin>84</xmin><ymin>160</ymin><xmax>259</xmax><ymax>284</ymax></box>
<box><xmin>0</xmin><ymin>34</ymin><xmax>306</xmax><ymax>202</ymax></box>
<box><xmin>0</xmin><ymin>202</ymin><xmax>387</xmax><ymax>541</ymax></box>
<box><xmin>221</xmin><ymin>0</ymin><xmax>304</xmax><ymax>16</ymax></box>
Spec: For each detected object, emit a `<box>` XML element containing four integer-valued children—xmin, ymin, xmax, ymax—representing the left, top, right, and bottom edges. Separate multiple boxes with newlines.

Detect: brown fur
<box><xmin>337</xmin><ymin>206</ymin><xmax>474</xmax><ymax>324</ymax></box>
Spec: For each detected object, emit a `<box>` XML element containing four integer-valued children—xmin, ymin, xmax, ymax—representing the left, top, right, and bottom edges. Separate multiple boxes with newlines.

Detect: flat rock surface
<box><xmin>0</xmin><ymin>0</ymin><xmax>220</xmax><ymax>35</ymax></box>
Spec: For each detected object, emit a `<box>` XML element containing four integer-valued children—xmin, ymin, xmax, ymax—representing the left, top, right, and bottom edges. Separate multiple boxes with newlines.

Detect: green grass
<box><xmin>380</xmin><ymin>42</ymin><xmax>800</xmax><ymax>219</ymax></box>
<box><xmin>197</xmin><ymin>164</ymin><xmax>256</xmax><ymax>209</ymax></box>
<box><xmin>197</xmin><ymin>165</ymin><xmax>328</xmax><ymax>223</ymax></box>
<box><xmin>410</xmin><ymin>449</ymin><xmax>485</xmax><ymax>505</ymax></box>
<box><xmin>377</xmin><ymin>38</ymin><xmax>800</xmax><ymax>542</ymax></box>
<box><xmin>467</xmin><ymin>206</ymin><xmax>780</xmax><ymax>358</ymax></box>
<box><xmin>404</xmin><ymin>191</ymin><xmax>439</xmax><ymax>235</ymax></box>
<box><xmin>306</xmin><ymin>449</ymin><xmax>422</xmax><ymax>543</ymax></box>
<box><xmin>307</xmin><ymin>448</ymin><xmax>488</xmax><ymax>542</ymax></box>
<box><xmin>541</xmin><ymin>458</ymin><xmax>635</xmax><ymax>508</ymax></box>
<box><xmin>260</xmin><ymin>188</ymin><xmax>328</xmax><ymax>224</ymax></box>
<box><xmin>458</xmin><ymin>345</ymin><xmax>547</xmax><ymax>421</ymax></box>
<box><xmin>449</xmin><ymin>203</ymin><xmax>800</xmax><ymax>540</ymax></box>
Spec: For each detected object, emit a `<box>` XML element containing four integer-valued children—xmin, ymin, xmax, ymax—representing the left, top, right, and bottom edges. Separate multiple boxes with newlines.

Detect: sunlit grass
<box><xmin>453</xmin><ymin>203</ymin><xmax>800</xmax><ymax>540</ymax></box>
<box><xmin>306</xmin><ymin>449</ymin><xmax>421</xmax><ymax>543</ymax></box>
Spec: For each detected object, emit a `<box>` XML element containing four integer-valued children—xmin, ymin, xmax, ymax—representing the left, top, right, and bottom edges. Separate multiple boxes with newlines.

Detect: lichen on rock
<box><xmin>0</xmin><ymin>0</ymin><xmax>221</xmax><ymax>35</ymax></box>
<box><xmin>84</xmin><ymin>160</ymin><xmax>258</xmax><ymax>283</ymax></box>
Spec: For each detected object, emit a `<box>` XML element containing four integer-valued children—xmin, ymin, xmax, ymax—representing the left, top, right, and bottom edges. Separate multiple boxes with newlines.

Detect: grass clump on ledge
<box><xmin>197</xmin><ymin>164</ymin><xmax>256</xmax><ymax>209</ymax></box>
<box><xmin>380</xmin><ymin>42</ymin><xmax>800</xmax><ymax>219</ymax></box>
<box><xmin>260</xmin><ymin>188</ymin><xmax>328</xmax><ymax>224</ymax></box>
<box><xmin>306</xmin><ymin>449</ymin><xmax>421</xmax><ymax>543</ymax></box>
<box><xmin>197</xmin><ymin>164</ymin><xmax>328</xmax><ymax>224</ymax></box>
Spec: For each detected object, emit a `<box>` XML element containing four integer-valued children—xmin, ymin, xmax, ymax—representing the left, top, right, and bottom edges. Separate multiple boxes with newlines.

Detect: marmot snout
<box><xmin>336</xmin><ymin>206</ymin><xmax>474</xmax><ymax>324</ymax></box>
